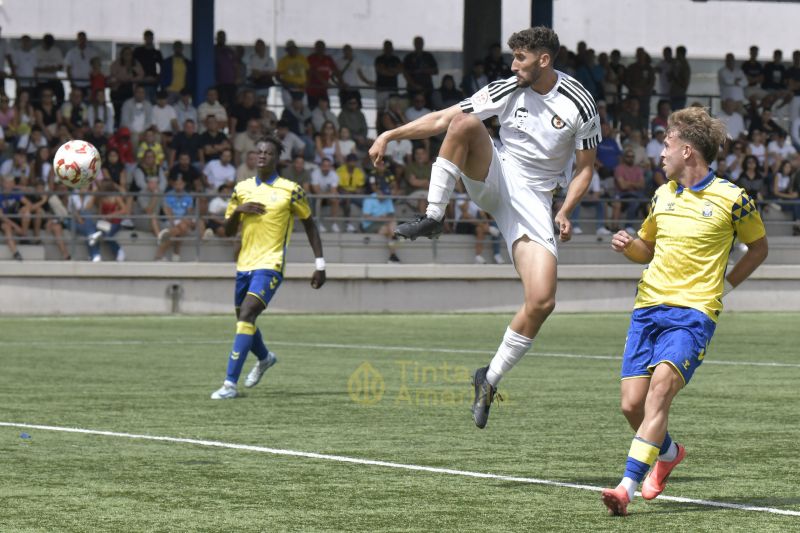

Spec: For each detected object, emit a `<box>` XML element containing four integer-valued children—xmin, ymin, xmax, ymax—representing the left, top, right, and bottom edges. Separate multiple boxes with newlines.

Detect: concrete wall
<box><xmin>1</xmin><ymin>262</ymin><xmax>797</xmax><ymax>315</ymax></box>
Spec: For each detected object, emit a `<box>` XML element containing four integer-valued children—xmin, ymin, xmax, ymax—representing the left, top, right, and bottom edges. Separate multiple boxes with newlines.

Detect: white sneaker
<box><xmin>474</xmin><ymin>255</ymin><xmax>487</xmax><ymax>264</ymax></box>
<box><xmin>244</xmin><ymin>351</ymin><xmax>278</xmax><ymax>388</ymax></box>
<box><xmin>488</xmin><ymin>225</ymin><xmax>500</xmax><ymax>237</ymax></box>
<box><xmin>572</xmin><ymin>226</ymin><xmax>584</xmax><ymax>235</ymax></box>
<box><xmin>346</xmin><ymin>223</ymin><xmax>357</xmax><ymax>233</ymax></box>
<box><xmin>493</xmin><ymin>253</ymin><xmax>505</xmax><ymax>264</ymax></box>
<box><xmin>596</xmin><ymin>226</ymin><xmax>612</xmax><ymax>236</ymax></box>
<box><xmin>91</xmin><ymin>254</ymin><xmax>102</xmax><ymax>262</ymax></box>
<box><xmin>210</xmin><ymin>383</ymin><xmax>238</xmax><ymax>400</ymax></box>
<box><xmin>171</xmin><ymin>254</ymin><xmax>181</xmax><ymax>262</ymax></box>
<box><xmin>116</xmin><ymin>249</ymin><xmax>126</xmax><ymax>262</ymax></box>
<box><xmin>202</xmin><ymin>228</ymin><xmax>214</xmax><ymax>240</ymax></box>
<box><xmin>318</xmin><ymin>224</ymin><xmax>327</xmax><ymax>233</ymax></box>
<box><xmin>331</xmin><ymin>223</ymin><xmax>341</xmax><ymax>233</ymax></box>
<box><xmin>157</xmin><ymin>228</ymin><xmax>170</xmax><ymax>245</ymax></box>
<box><xmin>87</xmin><ymin>231</ymin><xmax>102</xmax><ymax>247</ymax></box>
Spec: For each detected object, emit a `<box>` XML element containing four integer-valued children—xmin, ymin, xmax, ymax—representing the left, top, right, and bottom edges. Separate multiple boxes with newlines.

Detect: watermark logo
<box><xmin>347</xmin><ymin>361</ymin><xmax>385</xmax><ymax>405</ymax></box>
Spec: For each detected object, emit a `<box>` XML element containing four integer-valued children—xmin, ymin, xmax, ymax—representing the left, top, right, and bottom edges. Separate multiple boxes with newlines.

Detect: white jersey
<box><xmin>459</xmin><ymin>72</ymin><xmax>601</xmax><ymax>190</ymax></box>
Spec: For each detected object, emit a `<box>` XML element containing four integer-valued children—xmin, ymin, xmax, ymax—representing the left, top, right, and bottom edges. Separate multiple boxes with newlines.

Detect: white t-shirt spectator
<box><xmin>152</xmin><ymin>103</ymin><xmax>178</xmax><ymax>133</ymax></box>
<box><xmin>718</xmin><ymin>66</ymin><xmax>747</xmax><ymax>103</ymax></box>
<box><xmin>718</xmin><ymin>110</ymin><xmax>746</xmax><ymax>141</ymax></box>
<box><xmin>203</xmin><ymin>159</ymin><xmax>236</xmax><ymax>190</ymax></box>
<box><xmin>385</xmin><ymin>139</ymin><xmax>413</xmax><ymax>165</ymax></box>
<box><xmin>278</xmin><ymin>131</ymin><xmax>306</xmax><ymax>161</ymax></box>
<box><xmin>11</xmin><ymin>48</ymin><xmax>38</xmax><ymax>87</ymax></box>
<box><xmin>310</xmin><ymin>168</ymin><xmax>339</xmax><ymax>192</ymax></box>
<box><xmin>208</xmin><ymin>195</ymin><xmax>229</xmax><ymax>216</ymax></box>
<box><xmin>36</xmin><ymin>46</ymin><xmax>63</xmax><ymax>79</ymax></box>
<box><xmin>767</xmin><ymin>140</ymin><xmax>797</xmax><ymax>167</ymax></box>
<box><xmin>405</xmin><ymin>105</ymin><xmax>431</xmax><ymax>123</ymax></box>
<box><xmin>646</xmin><ymin>138</ymin><xmax>664</xmax><ymax>167</ymax></box>
<box><xmin>64</xmin><ymin>46</ymin><xmax>99</xmax><ymax>88</ymax></box>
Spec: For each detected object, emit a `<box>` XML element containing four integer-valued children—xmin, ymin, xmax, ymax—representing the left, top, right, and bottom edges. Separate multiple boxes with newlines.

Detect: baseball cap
<box><xmin>653</xmin><ymin>125</ymin><xmax>666</xmax><ymax>134</ymax></box>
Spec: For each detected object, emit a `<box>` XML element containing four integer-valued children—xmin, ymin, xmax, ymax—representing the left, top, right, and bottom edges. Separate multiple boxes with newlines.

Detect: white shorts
<box><xmin>460</xmin><ymin>144</ymin><xmax>557</xmax><ymax>260</ymax></box>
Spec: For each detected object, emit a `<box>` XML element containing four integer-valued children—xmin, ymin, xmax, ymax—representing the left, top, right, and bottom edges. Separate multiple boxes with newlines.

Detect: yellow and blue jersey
<box><xmin>225</xmin><ymin>174</ymin><xmax>311</xmax><ymax>273</ymax></box>
<box><xmin>635</xmin><ymin>171</ymin><xmax>766</xmax><ymax>321</ymax></box>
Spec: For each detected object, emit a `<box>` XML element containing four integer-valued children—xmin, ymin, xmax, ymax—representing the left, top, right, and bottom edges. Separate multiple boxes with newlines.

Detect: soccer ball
<box><xmin>53</xmin><ymin>140</ymin><xmax>101</xmax><ymax>188</ymax></box>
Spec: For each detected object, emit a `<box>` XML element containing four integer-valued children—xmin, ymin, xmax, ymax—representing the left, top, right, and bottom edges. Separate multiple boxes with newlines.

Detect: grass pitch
<box><xmin>1</xmin><ymin>313</ymin><xmax>799</xmax><ymax>532</ymax></box>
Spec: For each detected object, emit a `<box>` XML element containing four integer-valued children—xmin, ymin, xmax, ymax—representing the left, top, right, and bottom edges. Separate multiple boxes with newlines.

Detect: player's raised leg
<box><xmin>472</xmin><ymin>237</ymin><xmax>556</xmax><ymax>428</ymax></box>
<box><xmin>395</xmin><ymin>113</ymin><xmax>493</xmax><ymax>240</ymax></box>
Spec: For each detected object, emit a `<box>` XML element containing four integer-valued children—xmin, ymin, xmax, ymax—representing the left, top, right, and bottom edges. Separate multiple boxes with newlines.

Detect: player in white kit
<box><xmin>368</xmin><ymin>27</ymin><xmax>600</xmax><ymax>428</ymax></box>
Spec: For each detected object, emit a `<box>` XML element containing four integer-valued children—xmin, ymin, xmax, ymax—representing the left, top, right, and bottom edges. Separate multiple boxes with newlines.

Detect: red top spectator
<box><xmin>306</xmin><ymin>40</ymin><xmax>339</xmax><ymax>109</ymax></box>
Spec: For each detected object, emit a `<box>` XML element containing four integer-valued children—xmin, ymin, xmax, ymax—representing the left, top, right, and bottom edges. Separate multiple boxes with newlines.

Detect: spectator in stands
<box><xmin>624</xmin><ymin>48</ymin><xmax>655</xmax><ymax>128</ymax></box>
<box><xmin>669</xmin><ymin>45</ymin><xmax>691</xmax><ymax>110</ymax></box>
<box><xmin>762</xmin><ymin>49</ymin><xmax>791</xmax><ymax>110</ymax></box>
<box><xmin>337</xmin><ymin>44</ymin><xmax>373</xmax><ymax>108</ymax></box>
<box><xmin>384</xmin><ymin>136</ymin><xmax>413</xmax><ymax>177</ymax></box>
<box><xmin>431</xmin><ymin>74</ymin><xmax>464</xmax><ymax>111</ymax></box>
<box><xmin>374</xmin><ymin>40</ymin><xmax>403</xmax><ymax>111</ymax></box>
<box><xmin>203</xmin><ymin>147</ymin><xmax>236</xmax><ymax>191</ymax></box>
<box><xmin>161</xmin><ymin>41</ymin><xmax>192</xmax><ymax>104</ymax></box>
<box><xmin>120</xmin><ymin>84</ymin><xmax>153</xmax><ymax>145</ymax></box>
<box><xmin>338</xmin><ymin>126</ymin><xmax>357</xmax><ymax>158</ymax></box>
<box><xmin>572</xmin><ymin>160</ymin><xmax>611</xmax><ymax>237</ymax></box>
<box><xmin>310</xmin><ymin>157</ymin><xmax>341</xmax><ymax>232</ymax></box>
<box><xmin>17</xmin><ymin>124</ymin><xmax>47</xmax><ymax>160</ymax></box>
<box><xmin>767</xmin><ymin>131</ymin><xmax>797</xmax><ymax>174</ymax></box>
<box><xmin>133</xmin><ymin>29</ymin><xmax>163</xmax><ymax>102</ymax></box>
<box><xmin>204</xmin><ymin>182</ymin><xmax>231</xmax><ymax>239</ymax></box>
<box><xmin>404</xmin><ymin>145</ymin><xmax>432</xmax><ymax>213</ymax></box>
<box><xmin>646</xmin><ymin>125</ymin><xmax>666</xmax><ymax>169</ymax></box>
<box><xmin>605</xmin><ymin>50</ymin><xmax>625</xmax><ymax>123</ymax></box>
<box><xmin>169</xmin><ymin>151</ymin><xmax>202</xmax><ymax>192</ymax></box>
<box><xmin>452</xmin><ymin>180</ymin><xmax>503</xmax><ymax>264</ymax></box>
<box><xmin>155</xmin><ymin>174</ymin><xmax>200</xmax><ymax>261</ymax></box>
<box><xmin>85</xmin><ymin>119</ymin><xmax>109</xmax><ymax>160</ymax></box>
<box><xmin>718</xmin><ymin>98</ymin><xmax>746</xmax><ymax>142</ymax></box>
<box><xmin>718</xmin><ymin>53</ymin><xmax>747</xmax><ymax>106</ymax></box>
<box><xmin>214</xmin><ymin>30</ymin><xmax>237</xmax><ymax>108</ymax></box>
<box><xmin>107</xmin><ymin>127</ymin><xmax>136</xmax><ymax>177</ymax></box>
<box><xmin>229</xmin><ymin>89</ymin><xmax>260</xmax><ymax>134</ymax></box>
<box><xmin>742</xmin><ymin>45</ymin><xmax>766</xmax><ymax>112</ymax></box>
<box><xmin>60</xmin><ymin>88</ymin><xmax>89</xmax><ymax>137</ymax></box>
<box><xmin>102</xmin><ymin>147</ymin><xmax>128</xmax><ymax>193</ymax></box>
<box><xmin>136</xmin><ymin>127</ymin><xmax>165</xmax><ymax>168</ymax></box>
<box><xmin>306</xmin><ymin>40</ymin><xmax>339</xmax><ymax>110</ymax></box>
<box><xmin>248</xmin><ymin>39</ymin><xmax>275</xmax><ymax>98</ymax></box>
<box><xmin>361</xmin><ymin>181</ymin><xmax>401</xmax><ymax>263</ymax></box>
<box><xmin>623</xmin><ymin>129</ymin><xmax>650</xmax><ymax>173</ymax></box>
<box><xmin>617</xmin><ymin>97</ymin><xmax>643</xmax><ymax>138</ymax></box>
<box><xmin>380</xmin><ymin>95</ymin><xmax>407</xmax><ymax>134</ymax></box>
<box><xmin>771</xmin><ymin>159</ymin><xmax>800</xmax><ymax>234</ymax></box>
<box><xmin>597</xmin><ymin>121</ymin><xmax>623</xmax><ymax>177</ymax></box>
<box><xmin>277</xmin><ymin>40</ymin><xmax>309</xmax><ymax>108</ymax></box>
<box><xmin>133</xmin><ymin>148</ymin><xmax>167</xmax><ymax>196</ymax></box>
<box><xmin>336</xmin><ymin>153</ymin><xmax>366</xmax><ymax>232</ymax></box>
<box><xmin>169</xmin><ymin>119</ymin><xmax>202</xmax><ymax>168</ymax></box>
<box><xmin>197</xmin><ymin>88</ymin><xmax>228</xmax><ymax>134</ymax></box>
<box><xmin>35</xmin><ymin>34</ymin><xmax>64</xmax><ymax>106</ymax></box>
<box><xmin>152</xmin><ymin>90</ymin><xmax>179</xmax><ymax>136</ymax></box>
<box><xmin>275</xmin><ymin>119</ymin><xmax>306</xmax><ymax>165</ymax></box>
<box><xmin>175</xmin><ymin>88</ymin><xmax>198</xmax><ymax>129</ymax></box>
<box><xmin>135</xmin><ymin>174</ymin><xmax>163</xmax><ymax>238</ymax></box>
<box><xmin>315</xmin><ymin>120</ymin><xmax>343</xmax><ymax>166</ymax></box>
<box><xmin>788</xmin><ymin>50</ymin><xmax>800</xmax><ymax>137</ymax></box>
<box><xmin>650</xmin><ymin>99</ymin><xmax>671</xmax><ymax>132</ymax></box>
<box><xmin>235</xmin><ymin>150</ymin><xmax>257</xmax><ymax>182</ymax></box>
<box><xmin>233</xmin><ymin>118</ymin><xmax>262</xmax><ymax>166</ymax></box>
<box><xmin>725</xmin><ymin>141</ymin><xmax>747</xmax><ymax>181</ymax></box>
<box><xmin>738</xmin><ymin>154</ymin><xmax>765</xmax><ymax>201</ymax></box>
<box><xmin>612</xmin><ymin>147</ymin><xmax>646</xmax><ymax>232</ymax></box>
<box><xmin>10</xmin><ymin>89</ymin><xmax>35</xmax><ymax>140</ymax></box>
<box><xmin>0</xmin><ymin>96</ymin><xmax>15</xmax><ymax>138</ymax></box>
<box><xmin>0</xmin><ymin>176</ymin><xmax>31</xmax><ymax>260</ymax></box>
<box><xmin>403</xmin><ymin>36</ymin><xmax>438</xmax><ymax>106</ymax></box>
<box><xmin>281</xmin><ymin>96</ymin><xmax>311</xmax><ymax>136</ymax></box>
<box><xmin>198</xmin><ymin>115</ymin><xmax>230</xmax><ymax>163</ymax></box>
<box><xmin>405</xmin><ymin>92</ymin><xmax>432</xmax><ymax>123</ymax></box>
<box><xmin>1</xmin><ymin>148</ymin><xmax>30</xmax><ymax>185</ymax></box>
<box><xmin>337</xmin><ymin>96</ymin><xmax>370</xmax><ymax>151</ymax></box>
<box><xmin>64</xmin><ymin>31</ymin><xmax>98</xmax><ymax>96</ymax></box>
<box><xmin>484</xmin><ymin>42</ymin><xmax>512</xmax><ymax>82</ymax></box>
<box><xmin>461</xmin><ymin>60</ymin><xmax>488</xmax><ymax>97</ymax></box>
<box><xmin>311</xmin><ymin>96</ymin><xmax>338</xmax><ymax>133</ymax></box>
<box><xmin>8</xmin><ymin>35</ymin><xmax>37</xmax><ymax>98</ymax></box>
<box><xmin>87</xmin><ymin>90</ymin><xmax>114</xmax><ymax>135</ymax></box>
<box><xmin>749</xmin><ymin>108</ymin><xmax>785</xmax><ymax>139</ymax></box>
<box><xmin>747</xmin><ymin>129</ymin><xmax>767</xmax><ymax>168</ymax></box>
<box><xmin>34</xmin><ymin>87</ymin><xmax>60</xmax><ymax>140</ymax></box>
<box><xmin>655</xmin><ymin>46</ymin><xmax>672</xmax><ymax>99</ymax></box>
<box><xmin>283</xmin><ymin>154</ymin><xmax>312</xmax><ymax>192</ymax></box>
<box><xmin>29</xmin><ymin>145</ymin><xmax>54</xmax><ymax>188</ymax></box>
<box><xmin>92</xmin><ymin>179</ymin><xmax>128</xmax><ymax>262</ymax></box>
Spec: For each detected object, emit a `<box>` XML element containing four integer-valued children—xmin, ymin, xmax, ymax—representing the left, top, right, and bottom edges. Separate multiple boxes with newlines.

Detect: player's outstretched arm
<box><xmin>611</xmin><ymin>230</ymin><xmax>655</xmax><ymax>264</ymax></box>
<box><xmin>301</xmin><ymin>216</ymin><xmax>326</xmax><ymax>289</ymax></box>
<box><xmin>725</xmin><ymin>236</ymin><xmax>768</xmax><ymax>288</ymax></box>
<box><xmin>368</xmin><ymin>104</ymin><xmax>463</xmax><ymax>164</ymax></box>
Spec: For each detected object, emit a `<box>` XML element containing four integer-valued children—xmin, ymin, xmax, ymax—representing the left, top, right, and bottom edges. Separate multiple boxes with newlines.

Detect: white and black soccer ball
<box><xmin>53</xmin><ymin>140</ymin><xmax>101</xmax><ymax>189</ymax></box>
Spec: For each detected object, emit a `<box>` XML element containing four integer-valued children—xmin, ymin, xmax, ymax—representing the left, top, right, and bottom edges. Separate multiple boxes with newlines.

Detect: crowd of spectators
<box><xmin>1</xmin><ymin>30</ymin><xmax>799</xmax><ymax>263</ymax></box>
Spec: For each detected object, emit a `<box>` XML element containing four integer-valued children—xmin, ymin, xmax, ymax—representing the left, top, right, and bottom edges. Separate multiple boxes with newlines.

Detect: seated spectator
<box><xmin>315</xmin><ymin>120</ymin><xmax>343</xmax><ymax>166</ymax></box>
<box><xmin>380</xmin><ymin>95</ymin><xmax>407</xmax><ymax>134</ymax></box>
<box><xmin>404</xmin><ymin>145</ymin><xmax>432</xmax><ymax>212</ymax></box>
<box><xmin>771</xmin><ymin>159</ymin><xmax>800</xmax><ymax>235</ymax></box>
<box><xmin>337</xmin><ymin>96</ymin><xmax>370</xmax><ymax>150</ymax></box>
<box><xmin>92</xmin><ymin>179</ymin><xmax>129</xmax><ymax>262</ymax></box>
<box><xmin>366</xmin><ymin>158</ymin><xmax>399</xmax><ymax>196</ymax></box>
<box><xmin>136</xmin><ymin>127</ymin><xmax>166</xmax><ymax>168</ymax></box>
<box><xmin>0</xmin><ymin>176</ymin><xmax>32</xmax><ymax>260</ymax></box>
<box><xmin>169</xmin><ymin>151</ymin><xmax>203</xmax><ymax>192</ymax></box>
<box><xmin>282</xmin><ymin>155</ymin><xmax>312</xmax><ymax>192</ymax></box>
<box><xmin>717</xmin><ymin>98</ymin><xmax>746</xmax><ymax>142</ymax></box>
<box><xmin>1</xmin><ymin>148</ymin><xmax>31</xmax><ymax>186</ymax></box>
<box><xmin>431</xmin><ymin>74</ymin><xmax>464</xmax><ymax>111</ymax></box>
<box><xmin>275</xmin><ymin>119</ymin><xmax>306</xmax><ymax>165</ymax></box>
<box><xmin>461</xmin><ymin>60</ymin><xmax>488</xmax><ymax>97</ymax></box>
<box><xmin>612</xmin><ymin>147</ymin><xmax>646</xmax><ymax>232</ymax></box>
<box><xmin>747</xmin><ymin>129</ymin><xmax>767</xmax><ymax>168</ymax></box>
<box><xmin>66</xmin><ymin>183</ymin><xmax>102</xmax><ymax>261</ymax></box>
<box><xmin>649</xmin><ymin>99</ymin><xmax>671</xmax><ymax>132</ymax></box>
<box><xmin>236</xmin><ymin>150</ymin><xmax>257</xmax><ymax>182</ymax></box>
<box><xmin>361</xmin><ymin>189</ymin><xmax>400</xmax><ymax>263</ymax></box>
<box><xmin>336</xmin><ymin>153</ymin><xmax>366</xmax><ymax>232</ymax></box>
<box><xmin>204</xmin><ymin>182</ymin><xmax>232</xmax><ymax>239</ymax></box>
<box><xmin>197</xmin><ymin>87</ymin><xmax>228</xmax><ymax>133</ymax></box>
<box><xmin>281</xmin><ymin>96</ymin><xmax>311</xmax><ymax>136</ymax></box>
<box><xmin>405</xmin><ymin>92</ymin><xmax>432</xmax><ymax>123</ymax></box>
<box><xmin>101</xmin><ymin>148</ymin><xmax>129</xmax><ymax>193</ymax></box>
<box><xmin>725</xmin><ymin>141</ymin><xmax>747</xmax><ymax>181</ymax></box>
<box><xmin>453</xmin><ymin>182</ymin><xmax>503</xmax><ymax>264</ymax></box>
<box><xmin>233</xmin><ymin>118</ymin><xmax>262</xmax><ymax>166</ymax></box>
<box><xmin>107</xmin><ymin>127</ymin><xmax>136</xmax><ymax>177</ymax></box>
<box><xmin>120</xmin><ymin>84</ymin><xmax>153</xmax><ymax>145</ymax></box>
<box><xmin>9</xmin><ymin>90</ymin><xmax>35</xmax><ymax>141</ymax></box>
<box><xmin>85</xmin><ymin>119</ymin><xmax>110</xmax><ymax>160</ymax></box>
<box><xmin>737</xmin><ymin>155</ymin><xmax>766</xmax><ymax>201</ymax></box>
<box><xmin>203</xmin><ymin>147</ymin><xmax>236</xmax><ymax>191</ymax></box>
<box><xmin>646</xmin><ymin>126</ymin><xmax>666</xmax><ymax>169</ymax></box>
<box><xmin>572</xmin><ymin>162</ymin><xmax>611</xmax><ymax>237</ymax></box>
<box><xmin>311</xmin><ymin>96</ymin><xmax>338</xmax><ymax>134</ymax></box>
<box><xmin>228</xmin><ymin>89</ymin><xmax>261</xmax><ymax>135</ymax></box>
<box><xmin>151</xmin><ymin>90</ymin><xmax>179</xmax><ymax>136</ymax></box>
<box><xmin>384</xmin><ymin>137</ymin><xmax>413</xmax><ymax>181</ymax></box>
<box><xmin>29</xmin><ymin>146</ymin><xmax>54</xmax><ymax>190</ymax></box>
<box><xmin>136</xmin><ymin>175</ymin><xmax>164</xmax><ymax>238</ymax></box>
<box><xmin>132</xmin><ymin>149</ymin><xmax>167</xmax><ymax>198</ymax></box>
<box><xmin>767</xmin><ymin>131</ymin><xmax>797</xmax><ymax>174</ymax></box>
<box><xmin>596</xmin><ymin>122</ymin><xmax>622</xmax><ymax>177</ymax></box>
<box><xmin>338</xmin><ymin>126</ymin><xmax>357</xmax><ymax>158</ymax></box>
<box><xmin>175</xmin><ymin>88</ymin><xmax>198</xmax><ymax>128</ymax></box>
<box><xmin>749</xmin><ymin>108</ymin><xmax>785</xmax><ymax>139</ymax></box>
<box><xmin>198</xmin><ymin>115</ymin><xmax>231</xmax><ymax>163</ymax></box>
<box><xmin>34</xmin><ymin>87</ymin><xmax>60</xmax><ymax>140</ymax></box>
<box><xmin>310</xmin><ymin>157</ymin><xmax>340</xmax><ymax>232</ymax></box>
<box><xmin>155</xmin><ymin>175</ymin><xmax>201</xmax><ymax>261</ymax></box>
<box><xmin>170</xmin><ymin>119</ymin><xmax>202</xmax><ymax>168</ymax></box>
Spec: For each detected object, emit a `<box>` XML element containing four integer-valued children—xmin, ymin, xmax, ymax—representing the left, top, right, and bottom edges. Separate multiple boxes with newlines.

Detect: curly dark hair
<box><xmin>257</xmin><ymin>135</ymin><xmax>284</xmax><ymax>156</ymax></box>
<box><xmin>507</xmin><ymin>26</ymin><xmax>560</xmax><ymax>58</ymax></box>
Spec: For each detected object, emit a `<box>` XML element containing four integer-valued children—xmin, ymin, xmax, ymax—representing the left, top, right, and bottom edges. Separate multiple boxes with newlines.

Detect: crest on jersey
<box><xmin>474</xmin><ymin>89</ymin><xmax>489</xmax><ymax>105</ymax></box>
<box><xmin>702</xmin><ymin>201</ymin><xmax>713</xmax><ymax>217</ymax></box>
<box><xmin>551</xmin><ymin>114</ymin><xmax>565</xmax><ymax>129</ymax></box>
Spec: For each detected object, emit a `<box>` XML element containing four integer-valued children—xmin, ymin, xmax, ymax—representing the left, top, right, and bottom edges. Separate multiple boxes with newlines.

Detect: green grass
<box><xmin>1</xmin><ymin>313</ymin><xmax>799</xmax><ymax>532</ymax></box>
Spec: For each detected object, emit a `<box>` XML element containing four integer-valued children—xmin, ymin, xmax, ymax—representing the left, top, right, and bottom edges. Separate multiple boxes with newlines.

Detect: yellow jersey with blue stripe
<box><xmin>635</xmin><ymin>171</ymin><xmax>766</xmax><ymax>321</ymax></box>
<box><xmin>225</xmin><ymin>174</ymin><xmax>311</xmax><ymax>273</ymax></box>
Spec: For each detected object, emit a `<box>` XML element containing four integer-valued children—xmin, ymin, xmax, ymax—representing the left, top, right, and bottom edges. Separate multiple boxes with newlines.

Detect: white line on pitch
<box><xmin>2</xmin><ymin>338</ymin><xmax>799</xmax><ymax>369</ymax></box>
<box><xmin>1</xmin><ymin>421</ymin><xmax>798</xmax><ymax>518</ymax></box>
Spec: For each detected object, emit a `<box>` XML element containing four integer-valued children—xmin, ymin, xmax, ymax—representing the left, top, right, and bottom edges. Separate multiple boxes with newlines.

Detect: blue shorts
<box><xmin>235</xmin><ymin>269</ymin><xmax>283</xmax><ymax>309</ymax></box>
<box><xmin>621</xmin><ymin>305</ymin><xmax>716</xmax><ymax>386</ymax></box>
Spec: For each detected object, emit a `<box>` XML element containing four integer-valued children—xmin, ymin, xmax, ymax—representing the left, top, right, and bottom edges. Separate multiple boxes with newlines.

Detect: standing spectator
<box><xmin>248</xmin><ymin>39</ymin><xmax>275</xmax><ymax>98</ymax></box>
<box><xmin>120</xmin><ymin>84</ymin><xmax>153</xmax><ymax>145</ymax></box>
<box><xmin>133</xmin><ymin>29</ymin><xmax>163</xmax><ymax>102</ymax></box>
<box><xmin>155</xmin><ymin>175</ymin><xmax>200</xmax><ymax>261</ymax></box>
<box><xmin>168</xmin><ymin>151</ymin><xmax>202</xmax><ymax>192</ymax></box>
<box><xmin>403</xmin><ymin>36</ymin><xmax>438</xmax><ymax>106</ymax></box>
<box><xmin>669</xmin><ymin>46</ymin><xmax>691</xmax><ymax>111</ymax></box>
<box><xmin>235</xmin><ymin>150</ymin><xmax>257</xmax><ymax>183</ymax></box>
<box><xmin>64</xmin><ymin>31</ymin><xmax>99</xmax><ymax>94</ymax></box>
<box><xmin>109</xmin><ymin>46</ymin><xmax>144</xmax><ymax>127</ymax></box>
<box><xmin>198</xmin><ymin>115</ymin><xmax>230</xmax><ymax>163</ymax></box>
<box><xmin>229</xmin><ymin>89</ymin><xmax>261</xmax><ymax>134</ymax></box>
<box><xmin>203</xmin><ymin>147</ymin><xmax>236</xmax><ymax>191</ymax></box>
<box><xmin>461</xmin><ymin>60</ymin><xmax>488</xmax><ymax>97</ymax></box>
<box><xmin>337</xmin><ymin>44</ymin><xmax>373</xmax><ymax>107</ymax></box>
<box><xmin>337</xmin><ymin>97</ymin><xmax>370</xmax><ymax>151</ymax></box>
<box><xmin>214</xmin><ymin>30</ymin><xmax>237</xmax><ymax>108</ymax></box>
<box><xmin>655</xmin><ymin>47</ymin><xmax>672</xmax><ymax>98</ymax></box>
<box><xmin>762</xmin><ymin>49</ymin><xmax>792</xmax><ymax>110</ymax></box>
<box><xmin>310</xmin><ymin>96</ymin><xmax>338</xmax><ymax>134</ymax></box>
<box><xmin>174</xmin><ymin>88</ymin><xmax>198</xmax><ymax>128</ymax></box>
<box><xmin>282</xmin><ymin>154</ymin><xmax>312</xmax><ymax>192</ymax></box>
<box><xmin>612</xmin><ymin>148</ymin><xmax>647</xmax><ymax>232</ymax></box>
<box><xmin>306</xmin><ymin>40</ymin><xmax>339</xmax><ymax>110</ymax></box>
<box><xmin>606</xmin><ymin>49</ymin><xmax>626</xmax><ymax>123</ymax></box>
<box><xmin>276</xmin><ymin>40</ymin><xmax>308</xmax><ymax>108</ymax></box>
<box><xmin>336</xmin><ymin>153</ymin><xmax>366</xmax><ymax>232</ymax></box>
<box><xmin>483</xmin><ymin>42</ymin><xmax>512</xmax><ymax>82</ymax></box>
<box><xmin>431</xmin><ymin>74</ymin><xmax>464</xmax><ymax>111</ymax></box>
<box><xmin>8</xmin><ymin>35</ymin><xmax>37</xmax><ymax>97</ymax></box>
<box><xmin>310</xmin><ymin>157</ymin><xmax>341</xmax><ymax>232</ymax></box>
<box><xmin>374</xmin><ymin>40</ymin><xmax>403</xmax><ymax>111</ymax></box>
<box><xmin>233</xmin><ymin>118</ymin><xmax>262</xmax><ymax>166</ymax></box>
<box><xmin>170</xmin><ymin>119</ymin><xmax>202</xmax><ymax>168</ymax></box>
<box><xmin>197</xmin><ymin>87</ymin><xmax>228</xmax><ymax>133</ymax></box>
<box><xmin>161</xmin><ymin>41</ymin><xmax>193</xmax><ymax>103</ymax></box>
<box><xmin>151</xmin><ymin>90</ymin><xmax>179</xmax><ymax>137</ymax></box>
<box><xmin>575</xmin><ymin>49</ymin><xmax>602</xmax><ymax>102</ymax></box>
<box><xmin>624</xmin><ymin>48</ymin><xmax>656</xmax><ymax>129</ymax></box>
<box><xmin>718</xmin><ymin>53</ymin><xmax>747</xmax><ymax>105</ymax></box>
<box><xmin>742</xmin><ymin>45</ymin><xmax>766</xmax><ymax>112</ymax></box>
<box><xmin>35</xmin><ymin>34</ymin><xmax>64</xmax><ymax>106</ymax></box>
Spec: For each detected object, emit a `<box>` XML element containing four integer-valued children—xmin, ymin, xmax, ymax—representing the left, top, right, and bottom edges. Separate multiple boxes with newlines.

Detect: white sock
<box><xmin>486</xmin><ymin>327</ymin><xmax>533</xmax><ymax>387</ymax></box>
<box><xmin>425</xmin><ymin>157</ymin><xmax>459</xmax><ymax>221</ymax></box>
<box><xmin>658</xmin><ymin>441</ymin><xmax>678</xmax><ymax>462</ymax></box>
<box><xmin>620</xmin><ymin>477</ymin><xmax>637</xmax><ymax>501</ymax></box>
